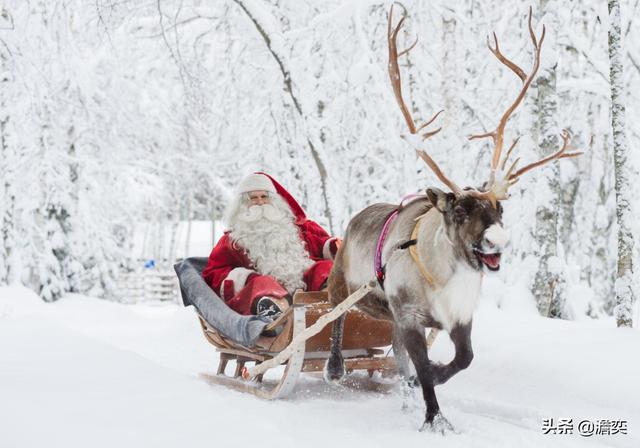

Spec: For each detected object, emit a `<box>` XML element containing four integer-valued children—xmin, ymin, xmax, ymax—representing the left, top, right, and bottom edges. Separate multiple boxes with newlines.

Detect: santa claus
<box><xmin>202</xmin><ymin>173</ymin><xmax>339</xmax><ymax>318</ymax></box>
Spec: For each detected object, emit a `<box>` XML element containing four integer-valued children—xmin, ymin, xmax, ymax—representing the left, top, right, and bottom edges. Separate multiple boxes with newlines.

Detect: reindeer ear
<box><xmin>426</xmin><ymin>188</ymin><xmax>454</xmax><ymax>213</ymax></box>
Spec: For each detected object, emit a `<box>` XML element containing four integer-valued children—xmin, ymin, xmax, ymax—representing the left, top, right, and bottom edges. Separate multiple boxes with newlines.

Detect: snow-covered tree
<box><xmin>0</xmin><ymin>5</ymin><xmax>17</xmax><ymax>285</ymax></box>
<box><xmin>607</xmin><ymin>0</ymin><xmax>635</xmax><ymax>327</ymax></box>
<box><xmin>531</xmin><ymin>0</ymin><xmax>567</xmax><ymax>318</ymax></box>
<box><xmin>0</xmin><ymin>0</ymin><xmax>637</xmax><ymax>321</ymax></box>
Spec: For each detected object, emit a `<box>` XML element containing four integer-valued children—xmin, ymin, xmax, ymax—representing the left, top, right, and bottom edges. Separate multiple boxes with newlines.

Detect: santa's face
<box><xmin>227</xmin><ymin>192</ymin><xmax>313</xmax><ymax>293</ymax></box>
<box><xmin>247</xmin><ymin>190</ymin><xmax>271</xmax><ymax>206</ymax></box>
<box><xmin>237</xmin><ymin>193</ymin><xmax>287</xmax><ymax>224</ymax></box>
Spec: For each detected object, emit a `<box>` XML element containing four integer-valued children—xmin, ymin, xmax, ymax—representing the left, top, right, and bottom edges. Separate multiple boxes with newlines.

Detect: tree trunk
<box><xmin>0</xmin><ymin>36</ymin><xmax>13</xmax><ymax>284</ymax></box>
<box><xmin>184</xmin><ymin>198</ymin><xmax>192</xmax><ymax>259</ymax></box>
<box><xmin>608</xmin><ymin>0</ymin><xmax>636</xmax><ymax>328</ymax></box>
<box><xmin>586</xmin><ymin>110</ymin><xmax>616</xmax><ymax>315</ymax></box>
<box><xmin>441</xmin><ymin>7</ymin><xmax>458</xmax><ymax>136</ymax></box>
<box><xmin>532</xmin><ymin>0</ymin><xmax>567</xmax><ymax>318</ymax></box>
<box><xmin>232</xmin><ymin>0</ymin><xmax>334</xmax><ymax>233</ymax></box>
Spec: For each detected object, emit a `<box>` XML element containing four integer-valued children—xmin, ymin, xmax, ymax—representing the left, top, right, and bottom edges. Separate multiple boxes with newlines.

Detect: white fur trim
<box><xmin>237</xmin><ymin>174</ymin><xmax>276</xmax><ymax>194</ymax></box>
<box><xmin>322</xmin><ymin>238</ymin><xmax>337</xmax><ymax>259</ymax></box>
<box><xmin>221</xmin><ymin>267</ymin><xmax>256</xmax><ymax>297</ymax></box>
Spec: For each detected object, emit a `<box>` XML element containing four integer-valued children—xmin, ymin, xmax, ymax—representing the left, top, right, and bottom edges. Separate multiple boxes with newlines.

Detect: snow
<box><xmin>1</xmin><ymin>287</ymin><xmax>638</xmax><ymax>448</ymax></box>
<box><xmin>2</xmin><ymin>0</ymin><xmax>638</xmax><ymax>318</ymax></box>
<box><xmin>131</xmin><ymin>220</ymin><xmax>220</xmax><ymax>264</ymax></box>
<box><xmin>1</xmin><ymin>0</ymin><xmax>639</xmax><ymax>444</ymax></box>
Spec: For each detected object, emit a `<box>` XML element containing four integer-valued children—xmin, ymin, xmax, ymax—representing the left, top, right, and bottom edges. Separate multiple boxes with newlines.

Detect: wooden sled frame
<box><xmin>198</xmin><ymin>285</ymin><xmax>397</xmax><ymax>399</ymax></box>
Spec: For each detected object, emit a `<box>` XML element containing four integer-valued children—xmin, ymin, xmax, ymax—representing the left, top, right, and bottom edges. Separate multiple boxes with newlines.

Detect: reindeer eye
<box><xmin>454</xmin><ymin>206</ymin><xmax>467</xmax><ymax>223</ymax></box>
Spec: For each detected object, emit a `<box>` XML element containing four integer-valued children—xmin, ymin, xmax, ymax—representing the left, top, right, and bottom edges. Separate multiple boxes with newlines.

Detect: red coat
<box><xmin>202</xmin><ymin>219</ymin><xmax>337</xmax><ymax>315</ymax></box>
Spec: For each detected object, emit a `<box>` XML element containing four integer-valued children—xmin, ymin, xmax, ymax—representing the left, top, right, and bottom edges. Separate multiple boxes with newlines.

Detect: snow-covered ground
<box><xmin>1</xmin><ymin>284</ymin><xmax>638</xmax><ymax>448</ymax></box>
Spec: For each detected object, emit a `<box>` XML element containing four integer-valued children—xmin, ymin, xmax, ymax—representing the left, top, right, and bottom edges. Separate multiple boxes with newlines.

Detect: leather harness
<box><xmin>374</xmin><ymin>196</ymin><xmax>437</xmax><ymax>290</ymax></box>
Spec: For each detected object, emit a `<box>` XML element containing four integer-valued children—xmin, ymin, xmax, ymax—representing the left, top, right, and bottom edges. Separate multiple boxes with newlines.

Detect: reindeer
<box><xmin>324</xmin><ymin>5</ymin><xmax>581</xmax><ymax>432</ymax></box>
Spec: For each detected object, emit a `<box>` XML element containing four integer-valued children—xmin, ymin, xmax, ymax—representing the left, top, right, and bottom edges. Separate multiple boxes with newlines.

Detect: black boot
<box><xmin>256</xmin><ymin>296</ymin><xmax>284</xmax><ymax>320</ymax></box>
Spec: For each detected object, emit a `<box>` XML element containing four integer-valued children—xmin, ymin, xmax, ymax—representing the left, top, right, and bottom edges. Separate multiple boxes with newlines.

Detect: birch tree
<box><xmin>531</xmin><ymin>0</ymin><xmax>567</xmax><ymax>318</ymax></box>
<box><xmin>0</xmin><ymin>0</ymin><xmax>636</xmax><ymax>317</ymax></box>
<box><xmin>231</xmin><ymin>0</ymin><xmax>335</xmax><ymax>233</ymax></box>
<box><xmin>0</xmin><ymin>5</ymin><xmax>16</xmax><ymax>285</ymax></box>
<box><xmin>608</xmin><ymin>0</ymin><xmax>635</xmax><ymax>327</ymax></box>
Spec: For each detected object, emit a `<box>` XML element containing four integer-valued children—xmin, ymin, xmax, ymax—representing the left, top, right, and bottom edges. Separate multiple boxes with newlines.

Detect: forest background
<box><xmin>0</xmin><ymin>0</ymin><xmax>638</xmax><ymax>325</ymax></box>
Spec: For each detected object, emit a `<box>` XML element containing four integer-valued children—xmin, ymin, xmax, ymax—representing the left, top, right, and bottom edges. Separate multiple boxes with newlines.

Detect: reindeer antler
<box><xmin>388</xmin><ymin>6</ymin><xmax>580</xmax><ymax>206</ymax></box>
<box><xmin>508</xmin><ymin>129</ymin><xmax>582</xmax><ymax>180</ymax></box>
<box><xmin>387</xmin><ymin>3</ymin><xmax>463</xmax><ymax>197</ymax></box>
<box><xmin>468</xmin><ymin>7</ymin><xmax>582</xmax><ymax>206</ymax></box>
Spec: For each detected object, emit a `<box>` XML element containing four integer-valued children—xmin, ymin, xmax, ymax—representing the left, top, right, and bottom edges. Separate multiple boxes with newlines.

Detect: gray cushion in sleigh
<box><xmin>174</xmin><ymin>257</ymin><xmax>268</xmax><ymax>347</ymax></box>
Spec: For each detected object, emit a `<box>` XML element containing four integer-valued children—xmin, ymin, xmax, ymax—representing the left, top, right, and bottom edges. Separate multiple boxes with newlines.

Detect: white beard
<box><xmin>227</xmin><ymin>195</ymin><xmax>314</xmax><ymax>293</ymax></box>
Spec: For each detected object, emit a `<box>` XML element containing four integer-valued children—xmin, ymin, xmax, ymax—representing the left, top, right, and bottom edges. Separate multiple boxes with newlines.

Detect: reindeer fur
<box><xmin>326</xmin><ymin>189</ymin><xmax>506</xmax><ymax>432</ymax></box>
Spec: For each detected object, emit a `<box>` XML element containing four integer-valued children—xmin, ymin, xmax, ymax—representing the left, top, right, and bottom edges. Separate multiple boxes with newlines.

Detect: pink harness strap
<box><xmin>374</xmin><ymin>210</ymin><xmax>398</xmax><ymax>285</ymax></box>
<box><xmin>374</xmin><ymin>193</ymin><xmax>427</xmax><ymax>287</ymax></box>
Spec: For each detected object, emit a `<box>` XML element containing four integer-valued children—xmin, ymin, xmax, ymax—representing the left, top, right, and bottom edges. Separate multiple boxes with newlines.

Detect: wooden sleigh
<box><xmin>197</xmin><ymin>282</ymin><xmax>397</xmax><ymax>399</ymax></box>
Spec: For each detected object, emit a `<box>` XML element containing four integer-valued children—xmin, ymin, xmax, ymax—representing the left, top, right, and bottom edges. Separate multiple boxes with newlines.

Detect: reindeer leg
<box><xmin>392</xmin><ymin>323</ymin><xmax>418</xmax><ymax>412</ymax></box>
<box><xmin>324</xmin><ymin>314</ymin><xmax>346</xmax><ymax>382</ymax></box>
<box><xmin>401</xmin><ymin>325</ymin><xmax>454</xmax><ymax>433</ymax></box>
<box><xmin>431</xmin><ymin>321</ymin><xmax>473</xmax><ymax>386</ymax></box>
<box><xmin>324</xmin><ymin>266</ymin><xmax>349</xmax><ymax>383</ymax></box>
<box><xmin>393</xmin><ymin>322</ymin><xmax>414</xmax><ymax>380</ymax></box>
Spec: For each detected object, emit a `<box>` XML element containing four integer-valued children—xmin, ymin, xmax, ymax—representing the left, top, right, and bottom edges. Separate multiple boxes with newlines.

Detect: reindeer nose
<box><xmin>483</xmin><ymin>223</ymin><xmax>510</xmax><ymax>248</ymax></box>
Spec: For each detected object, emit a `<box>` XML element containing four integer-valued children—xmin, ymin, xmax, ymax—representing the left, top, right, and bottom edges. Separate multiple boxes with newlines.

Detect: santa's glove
<box><xmin>330</xmin><ymin>238</ymin><xmax>343</xmax><ymax>257</ymax></box>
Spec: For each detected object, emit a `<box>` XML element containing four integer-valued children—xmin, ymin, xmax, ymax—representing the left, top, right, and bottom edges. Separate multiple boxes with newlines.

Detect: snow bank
<box><xmin>0</xmin><ymin>292</ymin><xmax>637</xmax><ymax>448</ymax></box>
<box><xmin>0</xmin><ymin>285</ymin><xmax>45</xmax><ymax>319</ymax></box>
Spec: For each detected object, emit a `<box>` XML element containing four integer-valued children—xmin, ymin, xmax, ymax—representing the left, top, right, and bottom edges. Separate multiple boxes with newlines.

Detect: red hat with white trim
<box><xmin>237</xmin><ymin>172</ymin><xmax>307</xmax><ymax>224</ymax></box>
<box><xmin>236</xmin><ymin>173</ymin><xmax>277</xmax><ymax>194</ymax></box>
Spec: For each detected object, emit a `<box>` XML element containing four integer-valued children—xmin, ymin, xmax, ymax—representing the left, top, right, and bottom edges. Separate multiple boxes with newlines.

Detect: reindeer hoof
<box><xmin>420</xmin><ymin>412</ymin><xmax>455</xmax><ymax>434</ymax></box>
<box><xmin>323</xmin><ymin>354</ymin><xmax>345</xmax><ymax>383</ymax></box>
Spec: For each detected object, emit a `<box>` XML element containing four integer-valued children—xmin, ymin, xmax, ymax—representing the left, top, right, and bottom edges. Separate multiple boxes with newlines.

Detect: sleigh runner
<box><xmin>175</xmin><ymin>257</ymin><xmax>396</xmax><ymax>399</ymax></box>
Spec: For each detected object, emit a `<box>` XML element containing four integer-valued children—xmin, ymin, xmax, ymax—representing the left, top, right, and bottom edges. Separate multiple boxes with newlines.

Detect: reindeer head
<box><xmin>387</xmin><ymin>4</ymin><xmax>581</xmax><ymax>272</ymax></box>
<box><xmin>426</xmin><ymin>188</ymin><xmax>508</xmax><ymax>271</ymax></box>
